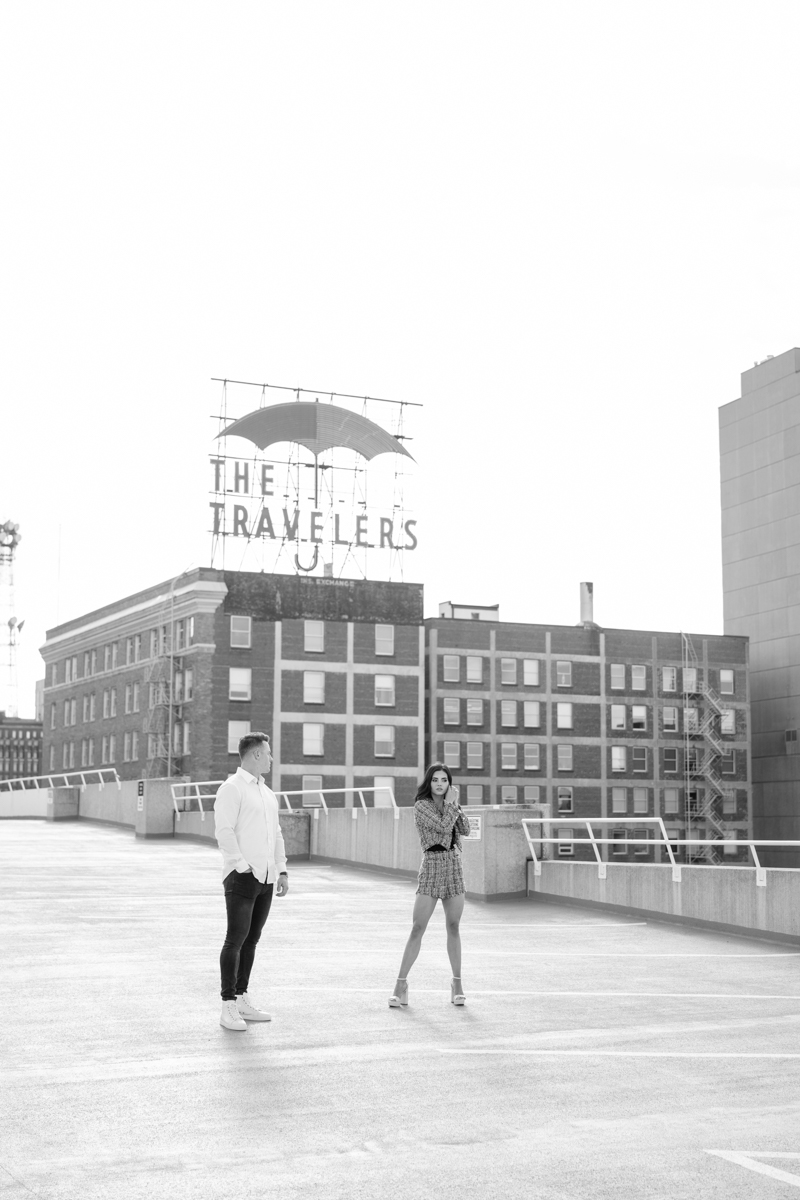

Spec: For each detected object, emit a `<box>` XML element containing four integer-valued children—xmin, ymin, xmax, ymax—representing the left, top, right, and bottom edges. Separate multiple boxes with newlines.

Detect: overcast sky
<box><xmin>3</xmin><ymin>1</ymin><xmax>800</xmax><ymax>717</ymax></box>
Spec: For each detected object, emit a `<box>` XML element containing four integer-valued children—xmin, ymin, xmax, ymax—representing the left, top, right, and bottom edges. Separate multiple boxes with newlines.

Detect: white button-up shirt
<box><xmin>214</xmin><ymin>767</ymin><xmax>288</xmax><ymax>884</ymax></box>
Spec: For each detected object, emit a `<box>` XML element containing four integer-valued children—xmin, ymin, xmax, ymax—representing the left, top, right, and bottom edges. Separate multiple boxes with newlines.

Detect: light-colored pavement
<box><xmin>2</xmin><ymin>821</ymin><xmax>800</xmax><ymax>1200</ymax></box>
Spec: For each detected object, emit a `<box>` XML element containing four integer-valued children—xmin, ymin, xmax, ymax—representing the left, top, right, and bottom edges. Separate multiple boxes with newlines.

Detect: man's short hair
<box><xmin>239</xmin><ymin>732</ymin><xmax>270</xmax><ymax>759</ymax></box>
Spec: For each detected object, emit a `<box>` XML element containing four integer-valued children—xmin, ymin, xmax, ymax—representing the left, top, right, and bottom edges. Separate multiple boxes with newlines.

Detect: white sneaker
<box><xmin>220</xmin><ymin>1000</ymin><xmax>247</xmax><ymax>1031</ymax></box>
<box><xmin>236</xmin><ymin>992</ymin><xmax>272</xmax><ymax>1022</ymax></box>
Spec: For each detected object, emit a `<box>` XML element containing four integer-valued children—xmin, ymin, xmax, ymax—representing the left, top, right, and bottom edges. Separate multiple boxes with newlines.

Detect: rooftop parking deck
<box><xmin>3</xmin><ymin>821</ymin><xmax>800</xmax><ymax>1199</ymax></box>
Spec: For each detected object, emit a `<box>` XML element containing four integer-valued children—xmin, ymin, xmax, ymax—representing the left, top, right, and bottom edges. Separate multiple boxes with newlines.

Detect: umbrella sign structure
<box><xmin>209</xmin><ymin>391</ymin><xmax>418</xmax><ymax>578</ymax></box>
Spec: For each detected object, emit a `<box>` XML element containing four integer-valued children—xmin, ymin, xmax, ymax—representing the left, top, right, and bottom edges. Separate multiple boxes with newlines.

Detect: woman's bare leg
<box><xmin>395</xmin><ymin>894</ymin><xmax>438</xmax><ymax>984</ymax></box>
<box><xmin>442</xmin><ymin>894</ymin><xmax>465</xmax><ymax>981</ymax></box>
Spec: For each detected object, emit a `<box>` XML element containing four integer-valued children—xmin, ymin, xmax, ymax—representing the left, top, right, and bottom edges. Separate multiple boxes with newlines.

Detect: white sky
<box><xmin>3</xmin><ymin>1</ymin><xmax>800</xmax><ymax>717</ymax></box>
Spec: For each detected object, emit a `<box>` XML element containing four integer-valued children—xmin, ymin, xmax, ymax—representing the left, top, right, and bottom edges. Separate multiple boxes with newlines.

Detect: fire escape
<box><xmin>142</xmin><ymin>581</ymin><xmax>185</xmax><ymax>779</ymax></box>
<box><xmin>682</xmin><ymin>633</ymin><xmax>732</xmax><ymax>864</ymax></box>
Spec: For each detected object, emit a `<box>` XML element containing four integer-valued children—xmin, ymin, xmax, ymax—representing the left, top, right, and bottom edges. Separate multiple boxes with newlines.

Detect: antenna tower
<box><xmin>0</xmin><ymin>521</ymin><xmax>22</xmax><ymax>717</ymax></box>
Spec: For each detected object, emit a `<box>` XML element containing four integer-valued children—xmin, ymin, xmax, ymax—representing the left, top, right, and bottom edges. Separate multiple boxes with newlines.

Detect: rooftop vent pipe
<box><xmin>580</xmin><ymin>582</ymin><xmax>594</xmax><ymax>627</ymax></box>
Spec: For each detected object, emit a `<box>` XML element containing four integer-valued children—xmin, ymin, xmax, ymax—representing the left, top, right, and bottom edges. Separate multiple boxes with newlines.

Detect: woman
<box><xmin>389</xmin><ymin>762</ymin><xmax>471</xmax><ymax>1008</ymax></box>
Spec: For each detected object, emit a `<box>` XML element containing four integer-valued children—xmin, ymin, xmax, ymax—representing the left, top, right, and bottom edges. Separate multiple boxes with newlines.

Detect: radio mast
<box><xmin>0</xmin><ymin>521</ymin><xmax>22</xmax><ymax>716</ymax></box>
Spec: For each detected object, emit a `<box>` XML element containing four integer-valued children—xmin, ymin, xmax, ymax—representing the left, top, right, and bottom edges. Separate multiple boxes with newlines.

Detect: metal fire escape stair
<box><xmin>682</xmin><ymin>634</ymin><xmax>732</xmax><ymax>865</ymax></box>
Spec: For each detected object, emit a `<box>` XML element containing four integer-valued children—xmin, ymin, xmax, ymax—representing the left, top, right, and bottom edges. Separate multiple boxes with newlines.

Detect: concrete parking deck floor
<box><xmin>3</xmin><ymin>823</ymin><xmax>800</xmax><ymax>1200</ymax></box>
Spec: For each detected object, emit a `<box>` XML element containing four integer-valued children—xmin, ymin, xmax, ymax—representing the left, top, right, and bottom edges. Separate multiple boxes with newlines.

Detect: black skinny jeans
<box><xmin>220</xmin><ymin>871</ymin><xmax>274</xmax><ymax>1001</ymax></box>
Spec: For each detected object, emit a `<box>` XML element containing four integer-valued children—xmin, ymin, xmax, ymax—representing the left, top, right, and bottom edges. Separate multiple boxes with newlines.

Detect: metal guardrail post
<box><xmin>585</xmin><ymin>821</ymin><xmax>606</xmax><ymax>879</ymax></box>
<box><xmin>749</xmin><ymin>844</ymin><xmax>767</xmax><ymax>888</ymax></box>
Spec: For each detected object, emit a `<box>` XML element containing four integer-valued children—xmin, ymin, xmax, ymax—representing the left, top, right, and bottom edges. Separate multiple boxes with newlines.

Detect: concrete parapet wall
<box><xmin>78</xmin><ymin>781</ymin><xmax>139</xmax><ymax>828</ymax></box>
<box><xmin>0</xmin><ymin>788</ymin><xmax>49</xmax><ymax>818</ymax></box>
<box><xmin>528</xmin><ymin>860</ymin><xmax>800</xmax><ymax>944</ymax></box>
<box><xmin>311</xmin><ymin>805</ymin><xmax>540</xmax><ymax>899</ymax></box>
<box><xmin>175</xmin><ymin>809</ymin><xmax>311</xmax><ymax>860</ymax></box>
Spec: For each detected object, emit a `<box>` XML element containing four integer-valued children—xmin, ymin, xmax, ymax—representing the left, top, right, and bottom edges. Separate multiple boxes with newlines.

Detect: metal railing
<box><xmin>169</xmin><ymin>780</ymin><xmax>398</xmax><ymax>822</ymax></box>
<box><xmin>0</xmin><ymin>768</ymin><xmax>121</xmax><ymax>793</ymax></box>
<box><xmin>521</xmin><ymin>817</ymin><xmax>800</xmax><ymax>889</ymax></box>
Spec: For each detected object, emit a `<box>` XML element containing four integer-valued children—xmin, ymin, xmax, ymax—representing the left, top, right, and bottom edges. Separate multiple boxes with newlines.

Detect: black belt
<box><xmin>426</xmin><ymin>844</ymin><xmax>449</xmax><ymax>853</ymax></box>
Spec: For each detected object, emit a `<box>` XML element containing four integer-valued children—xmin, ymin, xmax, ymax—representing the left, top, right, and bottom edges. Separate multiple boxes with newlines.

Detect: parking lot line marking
<box><xmin>441</xmin><ymin>1049</ymin><xmax>800</xmax><ymax>1059</ymax></box>
<box><xmin>706</xmin><ymin>1151</ymin><xmax>800</xmax><ymax>1187</ymax></box>
<box><xmin>271</xmin><ymin>987</ymin><xmax>800</xmax><ymax>999</ymax></box>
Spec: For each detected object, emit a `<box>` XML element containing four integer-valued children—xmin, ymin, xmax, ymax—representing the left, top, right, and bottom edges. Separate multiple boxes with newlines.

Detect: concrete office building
<box><xmin>426</xmin><ymin>588</ymin><xmax>751</xmax><ymax>862</ymax></box>
<box><xmin>40</xmin><ymin>569</ymin><xmax>425</xmax><ymax>805</ymax></box>
<box><xmin>720</xmin><ymin>347</ymin><xmax>800</xmax><ymax>865</ymax></box>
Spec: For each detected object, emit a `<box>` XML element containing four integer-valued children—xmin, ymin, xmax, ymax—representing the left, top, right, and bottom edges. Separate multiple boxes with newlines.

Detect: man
<box><xmin>214</xmin><ymin>731</ymin><xmax>289</xmax><ymax>1031</ymax></box>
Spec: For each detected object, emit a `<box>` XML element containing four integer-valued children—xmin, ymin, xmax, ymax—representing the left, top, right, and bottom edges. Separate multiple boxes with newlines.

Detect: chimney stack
<box><xmin>580</xmin><ymin>582</ymin><xmax>594</xmax><ymax>626</ymax></box>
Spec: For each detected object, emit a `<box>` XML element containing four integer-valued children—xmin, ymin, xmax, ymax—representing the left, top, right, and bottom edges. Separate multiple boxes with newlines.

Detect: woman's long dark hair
<box><xmin>415</xmin><ymin>762</ymin><xmax>452</xmax><ymax>803</ymax></box>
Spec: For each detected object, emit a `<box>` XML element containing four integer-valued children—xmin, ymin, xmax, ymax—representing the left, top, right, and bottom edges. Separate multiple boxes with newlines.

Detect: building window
<box><xmin>147</xmin><ymin>733</ymin><xmax>158</xmax><ymax>760</ymax></box>
<box><xmin>633</xmin><ymin>787</ymin><xmax>648</xmax><ymax>814</ymax></box>
<box><xmin>228</xmin><ymin>720</ymin><xmax>251</xmax><ymax>754</ymax></box>
<box><xmin>611</xmin><ymin>787</ymin><xmax>627</xmax><ymax>814</ymax></box>
<box><xmin>63</xmin><ymin>699</ymin><xmax>69</xmax><ymax>727</ymax></box>
<box><xmin>50</xmin><ymin>704</ymin><xmax>56</xmax><ymax>730</ymax></box>
<box><xmin>683</xmin><ymin>667</ymin><xmax>698</xmax><ymax>693</ymax></box>
<box><xmin>466</xmin><ymin>742</ymin><xmax>483</xmax><ymax>770</ymax></box>
<box><xmin>466</xmin><ymin>785</ymin><xmax>484</xmax><ymax>803</ymax></box>
<box><xmin>722</xmin><ymin>789</ymin><xmax>737</xmax><ymax>815</ymax></box>
<box><xmin>557</xmin><ymin>744</ymin><xmax>573</xmax><ymax>772</ymax></box>
<box><xmin>723</xmin><ymin>830</ymin><xmax>738</xmax><ymax>855</ymax></box>
<box><xmin>501</xmin><ymin>785</ymin><xmax>519</xmax><ymax>803</ymax></box>
<box><xmin>183</xmin><ymin>671</ymin><xmax>192</xmax><ymax>703</ymax></box>
<box><xmin>663</xmin><ymin>787</ymin><xmax>680</xmax><ymax>815</ymax></box>
<box><xmin>523</xmin><ymin>785</ymin><xmax>541</xmax><ymax>802</ymax></box>
<box><xmin>302</xmin><ymin>621</ymin><xmax>323</xmax><ymax>653</ymax></box>
<box><xmin>229</xmin><ymin>668</ymin><xmax>252</xmax><ymax>701</ymax></box>
<box><xmin>557</xmin><ymin>786</ymin><xmax>573</xmax><ymax>814</ymax></box>
<box><xmin>228</xmin><ymin>615</ymin><xmax>252</xmax><ymax>648</ymax></box>
<box><xmin>82</xmin><ymin>651</ymin><xmax>90</xmax><ymax>677</ymax></box>
<box><xmin>62</xmin><ymin>742</ymin><xmax>69</xmax><ymax>769</ymax></box>
<box><xmin>610</xmin><ymin>664</ymin><xmax>625</xmax><ymax>690</ymax></box>
<box><xmin>149</xmin><ymin>631</ymin><xmax>158</xmax><ymax>659</ymax></box>
<box><xmin>557</xmin><ymin>827</ymin><xmax>574</xmax><ymax>856</ymax></box>
<box><xmin>466</xmin><ymin>656</ymin><xmax>483</xmax><ymax>683</ymax></box>
<box><xmin>81</xmin><ymin>739</ymin><xmax>89</xmax><ymax>768</ymax></box>
<box><xmin>303</xmin><ymin>723</ymin><xmax>325</xmax><ymax>756</ymax></box>
<box><xmin>108</xmin><ymin>735</ymin><xmax>115</xmax><ymax>763</ymax></box>
<box><xmin>684</xmin><ymin>707</ymin><xmax>698</xmax><ymax>732</ymax></box>
<box><xmin>374</xmin><ymin>725</ymin><xmax>395</xmax><ymax>758</ymax></box>
<box><xmin>123</xmin><ymin>733</ymin><xmax>131</xmax><ymax>763</ymax></box>
<box><xmin>125</xmin><ymin>638</ymin><xmax>133</xmax><ymax>665</ymax></box>
<box><xmin>467</xmin><ymin>699</ymin><xmax>484</xmax><ymax>726</ymax></box>
<box><xmin>444</xmin><ymin>698</ymin><xmax>460</xmax><ymax>725</ymax></box>
<box><xmin>124</xmin><ymin>685</ymin><xmax>132</xmax><ymax>715</ymax></box>
<box><xmin>300</xmin><ymin>775</ymin><xmax>324</xmax><ymax>806</ymax></box>
<box><xmin>631</xmin><ymin>705</ymin><xmax>647</xmax><ymax>731</ymax></box>
<box><xmin>633</xmin><ymin>830</ymin><xmax>649</xmax><ymax>855</ymax></box>
<box><xmin>131</xmin><ymin>683</ymin><xmax>140</xmax><ymax>713</ymax></box>
<box><xmin>719</xmin><ymin>669</ymin><xmax>734</xmax><ymax>695</ymax></box>
<box><xmin>501</xmin><ymin>743</ymin><xmax>517</xmax><ymax>770</ymax></box>
<box><xmin>632</xmin><ymin>747</ymin><xmax>647</xmax><ymax>773</ymax></box>
<box><xmin>611</xmin><ymin>746</ymin><xmax>627</xmax><ymax>772</ymax></box>
<box><xmin>612</xmin><ymin>829</ymin><xmax>627</xmax><ymax>855</ymax></box>
<box><xmin>443</xmin><ymin>740</ymin><xmax>460</xmax><ymax>768</ymax></box>
<box><xmin>111</xmin><ymin>644</ymin><xmax>118</xmax><ymax>669</ymax></box>
<box><xmin>108</xmin><ymin>690</ymin><xmax>116</xmax><ymax>719</ymax></box>
<box><xmin>49</xmin><ymin>745</ymin><xmax>55</xmax><ymax>771</ymax></box>
<box><xmin>556</xmin><ymin>661</ymin><xmax>572</xmax><ymax>687</ymax></box>
<box><xmin>443</xmin><ymin>655</ymin><xmax>460</xmax><ymax>683</ymax></box>
<box><xmin>610</xmin><ymin>704</ymin><xmax>625</xmax><ymax>730</ymax></box>
<box><xmin>501</xmin><ymin>700</ymin><xmax>517</xmax><ymax>728</ymax></box>
<box><xmin>182</xmin><ymin>723</ymin><xmax>191</xmax><ymax>755</ymax></box>
<box><xmin>524</xmin><ymin>743</ymin><xmax>540</xmax><ymax>770</ymax></box>
<box><xmin>131</xmin><ymin>731</ymin><xmax>139</xmax><ymax>761</ymax></box>
<box><xmin>99</xmin><ymin>736</ymin><xmax>107</xmax><ymax>765</ymax></box>
<box><xmin>303</xmin><ymin>671</ymin><xmax>325</xmax><ymax>705</ymax></box>
<box><xmin>133</xmin><ymin>634</ymin><xmax>142</xmax><ymax>662</ymax></box>
<box><xmin>556</xmin><ymin>702</ymin><xmax>573</xmax><ymax>729</ymax></box>
<box><xmin>663</xmin><ymin>706</ymin><xmax>678</xmax><ymax>733</ymax></box>
<box><xmin>721</xmin><ymin>751</ymin><xmax>736</xmax><ymax>776</ymax></box>
<box><xmin>89</xmin><ymin>694</ymin><xmax>96</xmax><ymax>721</ymax></box>
<box><xmin>523</xmin><ymin>659</ymin><xmax>540</xmax><ymax>687</ymax></box>
<box><xmin>375</xmin><ymin>675</ymin><xmax>395</xmax><ymax>706</ymax></box>
<box><xmin>523</xmin><ymin>701</ymin><xmax>540</xmax><ymax>729</ymax></box>
<box><xmin>664</xmin><ymin>748</ymin><xmax>678</xmax><ymax>773</ymax></box>
<box><xmin>720</xmin><ymin>709</ymin><xmax>735</xmax><ymax>735</ymax></box>
<box><xmin>500</xmin><ymin>658</ymin><xmax>517</xmax><ymax>686</ymax></box>
<box><xmin>102</xmin><ymin>691</ymin><xmax>109</xmax><ymax>719</ymax></box>
<box><xmin>663</xmin><ymin>667</ymin><xmax>677</xmax><ymax>692</ymax></box>
<box><xmin>375</xmin><ymin>624</ymin><xmax>394</xmax><ymax>656</ymax></box>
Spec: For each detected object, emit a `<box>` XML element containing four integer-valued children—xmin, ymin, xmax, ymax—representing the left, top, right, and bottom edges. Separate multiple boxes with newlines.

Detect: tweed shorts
<box><xmin>416</xmin><ymin>848</ymin><xmax>465</xmax><ymax>899</ymax></box>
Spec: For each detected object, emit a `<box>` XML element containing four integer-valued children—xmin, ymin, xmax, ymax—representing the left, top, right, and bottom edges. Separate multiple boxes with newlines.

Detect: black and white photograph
<box><xmin>2</xmin><ymin>2</ymin><xmax>800</xmax><ymax>1197</ymax></box>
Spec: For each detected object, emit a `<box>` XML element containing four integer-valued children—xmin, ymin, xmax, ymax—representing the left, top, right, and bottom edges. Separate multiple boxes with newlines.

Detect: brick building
<box><xmin>40</xmin><ymin>569</ymin><xmax>425</xmax><ymax>805</ymax></box>
<box><xmin>0</xmin><ymin>712</ymin><xmax>43</xmax><ymax>782</ymax></box>
<box><xmin>426</xmin><ymin>603</ymin><xmax>751</xmax><ymax>863</ymax></box>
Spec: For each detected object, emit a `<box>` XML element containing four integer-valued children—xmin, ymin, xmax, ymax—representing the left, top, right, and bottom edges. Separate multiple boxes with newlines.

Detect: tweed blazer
<box><xmin>414</xmin><ymin>795</ymin><xmax>471</xmax><ymax>853</ymax></box>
